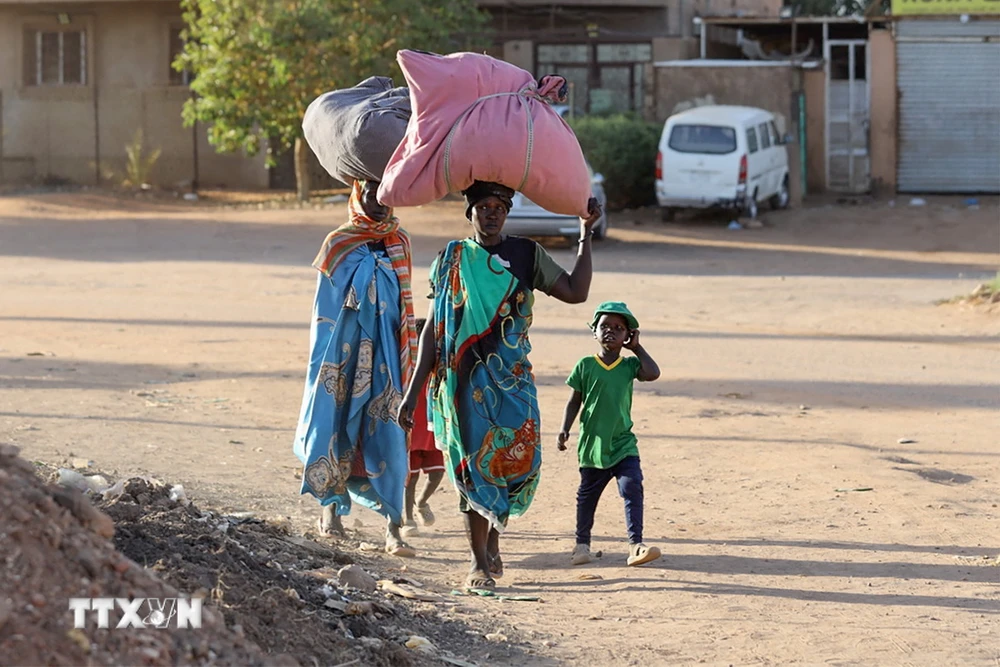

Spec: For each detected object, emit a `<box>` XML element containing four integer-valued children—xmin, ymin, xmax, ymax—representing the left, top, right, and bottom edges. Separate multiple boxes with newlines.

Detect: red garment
<box><xmin>409</xmin><ymin>382</ymin><xmax>444</xmax><ymax>472</ymax></box>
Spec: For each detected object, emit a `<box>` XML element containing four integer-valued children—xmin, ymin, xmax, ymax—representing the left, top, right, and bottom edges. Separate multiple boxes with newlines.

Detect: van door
<box><xmin>743</xmin><ymin>125</ymin><xmax>767</xmax><ymax>201</ymax></box>
<box><xmin>662</xmin><ymin>123</ymin><xmax>741</xmax><ymax>200</ymax></box>
<box><xmin>757</xmin><ymin>120</ymin><xmax>782</xmax><ymax>198</ymax></box>
<box><xmin>769</xmin><ymin>119</ymin><xmax>789</xmax><ymax>191</ymax></box>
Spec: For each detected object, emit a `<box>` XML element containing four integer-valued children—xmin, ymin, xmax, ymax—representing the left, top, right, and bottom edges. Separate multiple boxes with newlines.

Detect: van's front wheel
<box><xmin>770</xmin><ymin>177</ymin><xmax>790</xmax><ymax>210</ymax></box>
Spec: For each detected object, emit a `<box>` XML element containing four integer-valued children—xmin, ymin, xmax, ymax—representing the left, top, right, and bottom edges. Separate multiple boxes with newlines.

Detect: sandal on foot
<box><xmin>317</xmin><ymin>512</ymin><xmax>345</xmax><ymax>537</ymax></box>
<box><xmin>627</xmin><ymin>542</ymin><xmax>661</xmax><ymax>567</ymax></box>
<box><xmin>464</xmin><ymin>573</ymin><xmax>496</xmax><ymax>593</ymax></box>
<box><xmin>489</xmin><ymin>554</ymin><xmax>504</xmax><ymax>579</ymax></box>
<box><xmin>417</xmin><ymin>503</ymin><xmax>436</xmax><ymax>526</ymax></box>
<box><xmin>401</xmin><ymin>520</ymin><xmax>420</xmax><ymax>538</ymax></box>
<box><xmin>571</xmin><ymin>544</ymin><xmax>594</xmax><ymax>566</ymax></box>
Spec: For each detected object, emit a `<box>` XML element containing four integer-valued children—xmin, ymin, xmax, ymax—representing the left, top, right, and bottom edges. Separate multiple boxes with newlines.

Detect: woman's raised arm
<box><xmin>548</xmin><ymin>198</ymin><xmax>603</xmax><ymax>304</ymax></box>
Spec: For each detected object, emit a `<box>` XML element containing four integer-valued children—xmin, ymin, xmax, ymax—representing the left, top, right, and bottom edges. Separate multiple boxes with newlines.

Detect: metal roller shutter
<box><xmin>897</xmin><ymin>21</ymin><xmax>1000</xmax><ymax>193</ymax></box>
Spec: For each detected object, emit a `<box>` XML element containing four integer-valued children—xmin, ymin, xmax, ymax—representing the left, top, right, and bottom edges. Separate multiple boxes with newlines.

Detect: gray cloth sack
<box><xmin>302</xmin><ymin>76</ymin><xmax>411</xmax><ymax>185</ymax></box>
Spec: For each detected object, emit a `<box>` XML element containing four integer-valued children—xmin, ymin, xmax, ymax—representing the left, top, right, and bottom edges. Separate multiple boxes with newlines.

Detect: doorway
<box><xmin>824</xmin><ymin>39</ymin><xmax>870</xmax><ymax>193</ymax></box>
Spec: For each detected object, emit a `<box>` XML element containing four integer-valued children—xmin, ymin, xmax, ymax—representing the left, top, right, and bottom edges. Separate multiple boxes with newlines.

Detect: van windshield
<box><xmin>668</xmin><ymin>124</ymin><xmax>737</xmax><ymax>155</ymax></box>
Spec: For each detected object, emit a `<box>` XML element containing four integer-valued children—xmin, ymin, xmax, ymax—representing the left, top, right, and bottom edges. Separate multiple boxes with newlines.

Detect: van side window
<box><xmin>758</xmin><ymin>123</ymin><xmax>771</xmax><ymax>149</ymax></box>
<box><xmin>746</xmin><ymin>127</ymin><xmax>759</xmax><ymax>154</ymax></box>
<box><xmin>769</xmin><ymin>121</ymin><xmax>781</xmax><ymax>145</ymax></box>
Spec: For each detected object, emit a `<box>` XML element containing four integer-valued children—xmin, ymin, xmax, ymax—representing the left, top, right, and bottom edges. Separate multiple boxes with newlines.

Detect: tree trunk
<box><xmin>294</xmin><ymin>136</ymin><xmax>310</xmax><ymax>202</ymax></box>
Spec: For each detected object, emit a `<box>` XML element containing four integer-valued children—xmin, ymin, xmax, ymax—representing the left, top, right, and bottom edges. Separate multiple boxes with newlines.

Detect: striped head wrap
<box><xmin>312</xmin><ymin>180</ymin><xmax>417</xmax><ymax>383</ymax></box>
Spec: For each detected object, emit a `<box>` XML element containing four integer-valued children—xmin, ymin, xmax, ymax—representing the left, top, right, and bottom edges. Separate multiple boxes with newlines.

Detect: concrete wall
<box><xmin>487</xmin><ymin>5</ymin><xmax>674</xmax><ymax>41</ymax></box>
<box><xmin>502</xmin><ymin>40</ymin><xmax>534</xmax><ymax>71</ymax></box>
<box><xmin>803</xmin><ymin>67</ymin><xmax>825</xmax><ymax>193</ymax></box>
<box><xmin>0</xmin><ymin>2</ymin><xmax>267</xmax><ymax>188</ymax></box>
<box><xmin>652</xmin><ymin>37</ymin><xmax>699</xmax><ymax>61</ymax></box>
<box><xmin>868</xmin><ymin>28</ymin><xmax>896</xmax><ymax>194</ymax></box>
<box><xmin>652</xmin><ymin>63</ymin><xmax>805</xmax><ymax>204</ymax></box>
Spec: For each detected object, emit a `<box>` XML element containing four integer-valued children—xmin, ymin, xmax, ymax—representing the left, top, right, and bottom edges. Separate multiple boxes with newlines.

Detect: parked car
<box><xmin>655</xmin><ymin>105</ymin><xmax>791</xmax><ymax>220</ymax></box>
<box><xmin>505</xmin><ymin>163</ymin><xmax>609</xmax><ymax>241</ymax></box>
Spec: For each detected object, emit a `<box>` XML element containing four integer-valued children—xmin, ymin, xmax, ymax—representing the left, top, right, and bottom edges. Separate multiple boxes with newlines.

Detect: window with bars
<box><xmin>168</xmin><ymin>26</ymin><xmax>192</xmax><ymax>86</ymax></box>
<box><xmin>23</xmin><ymin>29</ymin><xmax>87</xmax><ymax>86</ymax></box>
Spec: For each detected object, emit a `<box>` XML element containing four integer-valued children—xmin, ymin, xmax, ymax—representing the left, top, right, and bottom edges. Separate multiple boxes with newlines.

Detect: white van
<box><xmin>655</xmin><ymin>105</ymin><xmax>791</xmax><ymax>220</ymax></box>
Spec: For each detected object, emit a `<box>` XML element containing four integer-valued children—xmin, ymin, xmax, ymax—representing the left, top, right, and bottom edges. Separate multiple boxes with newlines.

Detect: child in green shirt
<box><xmin>558</xmin><ymin>301</ymin><xmax>662</xmax><ymax>567</ymax></box>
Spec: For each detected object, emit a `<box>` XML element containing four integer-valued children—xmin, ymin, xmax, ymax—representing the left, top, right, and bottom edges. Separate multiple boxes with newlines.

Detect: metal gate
<box><xmin>825</xmin><ymin>39</ymin><xmax>870</xmax><ymax>193</ymax></box>
<box><xmin>897</xmin><ymin>20</ymin><xmax>1000</xmax><ymax>193</ymax></box>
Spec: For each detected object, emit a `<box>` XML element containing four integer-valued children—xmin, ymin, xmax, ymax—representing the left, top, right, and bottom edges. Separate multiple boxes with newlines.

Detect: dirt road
<box><xmin>2</xmin><ymin>191</ymin><xmax>998</xmax><ymax>665</ymax></box>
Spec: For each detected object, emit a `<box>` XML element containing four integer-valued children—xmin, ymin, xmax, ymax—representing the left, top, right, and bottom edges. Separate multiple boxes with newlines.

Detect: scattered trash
<box><xmin>378</xmin><ymin>579</ymin><xmax>441</xmax><ymax>602</ymax></box>
<box><xmin>727</xmin><ymin>221</ymin><xmax>743</xmax><ymax>230</ymax></box>
<box><xmin>440</xmin><ymin>657</ymin><xmax>478</xmax><ymax>667</ymax></box>
<box><xmin>954</xmin><ymin>554</ymin><xmax>1000</xmax><ymax>566</ymax></box>
<box><xmin>484</xmin><ymin>633</ymin><xmax>508</xmax><ymax>642</ymax></box>
<box><xmin>835</xmin><ymin>487</ymin><xmax>874</xmax><ymax>492</ymax></box>
<box><xmin>56</xmin><ymin>469</ymin><xmax>90</xmax><ymax>493</ymax></box>
<box><xmin>909</xmin><ymin>197</ymin><xmax>927</xmax><ymax>207</ymax></box>
<box><xmin>84</xmin><ymin>475</ymin><xmax>109</xmax><ymax>494</ymax></box>
<box><xmin>577</xmin><ymin>573</ymin><xmax>603</xmax><ymax>581</ymax></box>
<box><xmin>358</xmin><ymin>542</ymin><xmax>382</xmax><ymax>552</ymax></box>
<box><xmin>897</xmin><ymin>438</ymin><xmax>916</xmax><ymax>444</ymax></box>
<box><xmin>965</xmin><ymin>197</ymin><xmax>979</xmax><ymax>209</ymax></box>
<box><xmin>324</xmin><ymin>194</ymin><xmax>349</xmax><ymax>204</ymax></box>
<box><xmin>543</xmin><ymin>640</ymin><xmax>558</xmax><ymax>648</ymax></box>
<box><xmin>182</xmin><ymin>192</ymin><xmax>199</xmax><ymax>202</ymax></box>
<box><xmin>405</xmin><ymin>635</ymin><xmax>436</xmax><ymax>654</ymax></box>
<box><xmin>323</xmin><ymin>599</ymin><xmax>349</xmax><ymax>612</ymax></box>
<box><xmin>169</xmin><ymin>485</ymin><xmax>189</xmax><ymax>505</ymax></box>
<box><xmin>102</xmin><ymin>480</ymin><xmax>127</xmax><ymax>499</ymax></box>
<box><xmin>451</xmin><ymin>589</ymin><xmax>542</xmax><ymax>602</ymax></box>
<box><xmin>799</xmin><ymin>405</ymin><xmax>810</xmax><ymax>411</ymax></box>
<box><xmin>345</xmin><ymin>601</ymin><xmax>375</xmax><ymax>616</ymax></box>
<box><xmin>70</xmin><ymin>458</ymin><xmax>92</xmax><ymax>470</ymax></box>
<box><xmin>745</xmin><ymin>219</ymin><xmax>764</xmax><ymax>229</ymax></box>
<box><xmin>338</xmin><ymin>564</ymin><xmax>378</xmax><ymax>593</ymax></box>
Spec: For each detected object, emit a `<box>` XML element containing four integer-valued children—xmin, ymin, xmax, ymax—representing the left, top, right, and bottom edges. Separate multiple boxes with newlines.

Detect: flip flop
<box><xmin>464</xmin><ymin>573</ymin><xmax>496</xmax><ymax>593</ymax></box>
<box><xmin>627</xmin><ymin>543</ymin><xmax>661</xmax><ymax>567</ymax></box>
<box><xmin>489</xmin><ymin>554</ymin><xmax>504</xmax><ymax>579</ymax></box>
<box><xmin>316</xmin><ymin>513</ymin><xmax>345</xmax><ymax>537</ymax></box>
<box><xmin>401</xmin><ymin>520</ymin><xmax>420</xmax><ymax>538</ymax></box>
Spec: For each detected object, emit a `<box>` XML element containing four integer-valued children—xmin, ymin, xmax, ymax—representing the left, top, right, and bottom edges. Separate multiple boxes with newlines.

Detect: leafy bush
<box><xmin>569</xmin><ymin>114</ymin><xmax>660</xmax><ymax>210</ymax></box>
<box><xmin>122</xmin><ymin>129</ymin><xmax>161</xmax><ymax>188</ymax></box>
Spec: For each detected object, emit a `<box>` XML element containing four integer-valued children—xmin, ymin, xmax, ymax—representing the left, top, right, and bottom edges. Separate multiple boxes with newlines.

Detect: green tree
<box><xmin>175</xmin><ymin>0</ymin><xmax>488</xmax><ymax>200</ymax></box>
<box><xmin>786</xmin><ymin>0</ymin><xmax>879</xmax><ymax>15</ymax></box>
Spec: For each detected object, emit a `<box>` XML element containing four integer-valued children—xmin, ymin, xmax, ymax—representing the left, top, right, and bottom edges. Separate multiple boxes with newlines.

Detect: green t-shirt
<box><xmin>566</xmin><ymin>355</ymin><xmax>642</xmax><ymax>469</ymax></box>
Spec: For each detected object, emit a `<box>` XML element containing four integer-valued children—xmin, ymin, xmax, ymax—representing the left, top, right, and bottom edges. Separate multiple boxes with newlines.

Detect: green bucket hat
<box><xmin>590</xmin><ymin>301</ymin><xmax>639</xmax><ymax>331</ymax></box>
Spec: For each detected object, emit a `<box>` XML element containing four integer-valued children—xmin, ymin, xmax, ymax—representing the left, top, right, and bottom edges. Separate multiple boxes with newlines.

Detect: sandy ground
<box><xmin>2</xmin><ymin>191</ymin><xmax>999</xmax><ymax>666</ymax></box>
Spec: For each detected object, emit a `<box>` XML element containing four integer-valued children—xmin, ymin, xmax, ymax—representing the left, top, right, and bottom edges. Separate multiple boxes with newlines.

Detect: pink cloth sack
<box><xmin>377</xmin><ymin>50</ymin><xmax>592</xmax><ymax>217</ymax></box>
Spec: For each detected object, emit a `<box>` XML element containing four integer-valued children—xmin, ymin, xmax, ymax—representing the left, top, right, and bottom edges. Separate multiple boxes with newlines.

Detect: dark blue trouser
<box><xmin>575</xmin><ymin>455</ymin><xmax>644</xmax><ymax>546</ymax></box>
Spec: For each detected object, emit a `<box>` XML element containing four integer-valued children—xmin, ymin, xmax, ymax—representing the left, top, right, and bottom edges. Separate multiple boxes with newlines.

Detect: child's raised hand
<box><xmin>557</xmin><ymin>431</ymin><xmax>570</xmax><ymax>451</ymax></box>
<box><xmin>624</xmin><ymin>329</ymin><xmax>641</xmax><ymax>351</ymax></box>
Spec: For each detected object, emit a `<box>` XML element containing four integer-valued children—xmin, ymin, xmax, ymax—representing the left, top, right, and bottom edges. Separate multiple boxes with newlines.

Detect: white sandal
<box><xmin>627</xmin><ymin>542</ymin><xmax>661</xmax><ymax>567</ymax></box>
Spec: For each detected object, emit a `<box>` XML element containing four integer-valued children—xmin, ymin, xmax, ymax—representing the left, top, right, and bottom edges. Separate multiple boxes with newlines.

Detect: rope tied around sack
<box><xmin>443</xmin><ymin>75</ymin><xmax>568</xmax><ymax>195</ymax></box>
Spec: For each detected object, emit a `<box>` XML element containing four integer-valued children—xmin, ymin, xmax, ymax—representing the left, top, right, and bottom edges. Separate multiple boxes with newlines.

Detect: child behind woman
<box><xmin>402</xmin><ymin>318</ymin><xmax>445</xmax><ymax>536</ymax></box>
